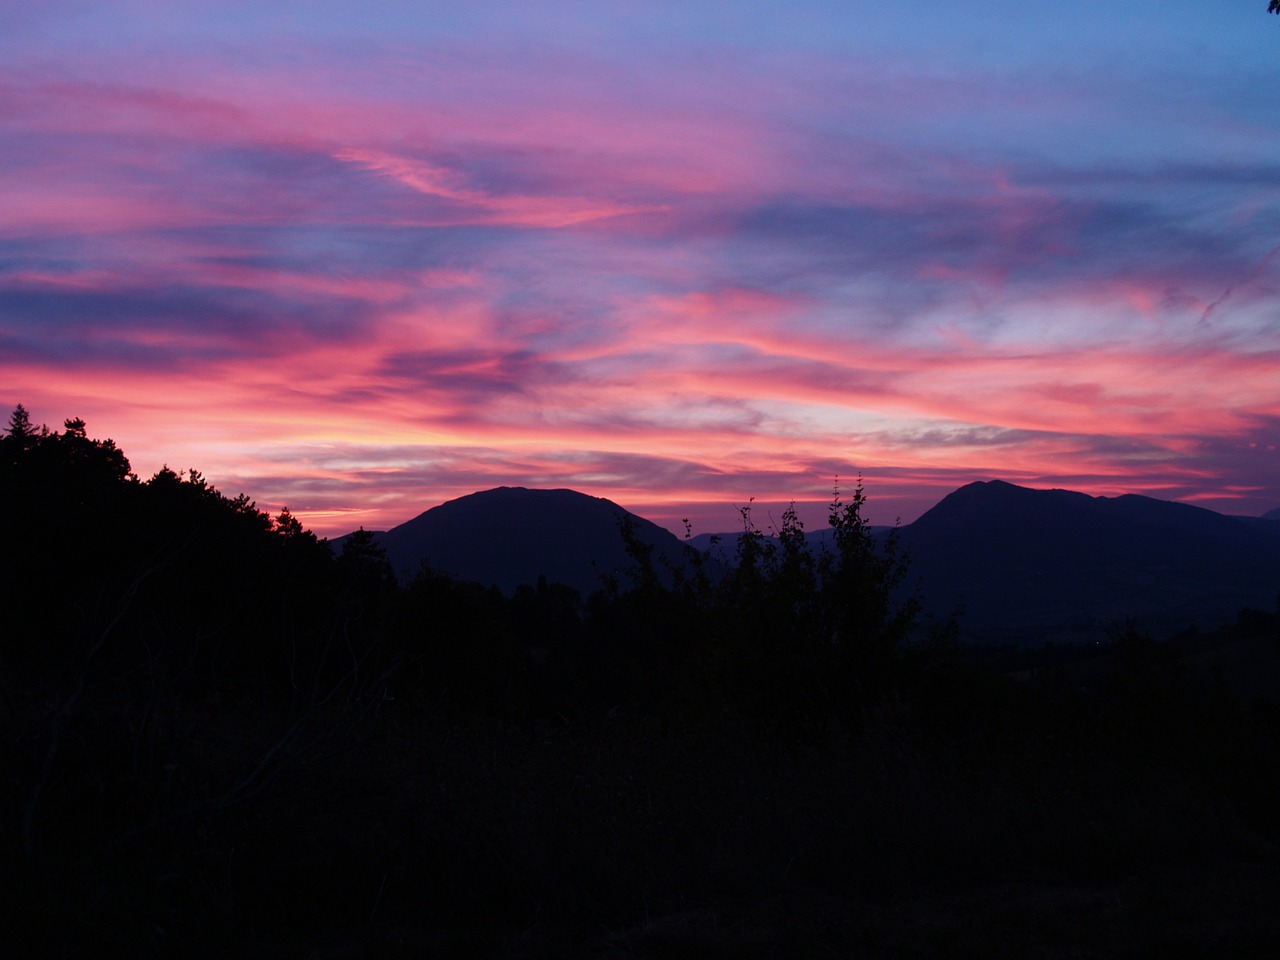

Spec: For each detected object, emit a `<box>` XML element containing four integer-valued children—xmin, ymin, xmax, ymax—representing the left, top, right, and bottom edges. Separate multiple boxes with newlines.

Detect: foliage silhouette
<box><xmin>4</xmin><ymin>406</ymin><xmax>1280</xmax><ymax>958</ymax></box>
<box><xmin>593</xmin><ymin>481</ymin><xmax>922</xmax><ymax>732</ymax></box>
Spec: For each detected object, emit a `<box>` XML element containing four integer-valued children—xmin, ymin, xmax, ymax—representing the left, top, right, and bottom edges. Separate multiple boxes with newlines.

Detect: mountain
<box><xmin>899</xmin><ymin>480</ymin><xmax>1280</xmax><ymax>644</ymax></box>
<box><xmin>348</xmin><ymin>480</ymin><xmax>1280</xmax><ymax>644</ymax></box>
<box><xmin>363</xmin><ymin>486</ymin><xmax>695</xmax><ymax>595</ymax></box>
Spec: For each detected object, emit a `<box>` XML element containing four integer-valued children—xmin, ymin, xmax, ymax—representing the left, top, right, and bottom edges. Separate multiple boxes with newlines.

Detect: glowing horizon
<box><xmin>3</xmin><ymin>2</ymin><xmax>1278</xmax><ymax>537</ymax></box>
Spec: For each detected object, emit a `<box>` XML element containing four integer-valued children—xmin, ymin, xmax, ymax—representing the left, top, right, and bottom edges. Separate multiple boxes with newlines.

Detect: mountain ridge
<box><xmin>344</xmin><ymin>480</ymin><xmax>1280</xmax><ymax>644</ymax></box>
<box><xmin>899</xmin><ymin>480</ymin><xmax>1280</xmax><ymax>643</ymax></box>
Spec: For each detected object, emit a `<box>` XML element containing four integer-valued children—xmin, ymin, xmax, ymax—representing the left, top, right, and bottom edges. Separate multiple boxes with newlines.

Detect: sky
<box><xmin>2</xmin><ymin>1</ymin><xmax>1279</xmax><ymax>537</ymax></box>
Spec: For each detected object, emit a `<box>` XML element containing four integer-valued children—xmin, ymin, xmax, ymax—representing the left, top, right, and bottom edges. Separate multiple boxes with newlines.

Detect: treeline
<box><xmin>4</xmin><ymin>408</ymin><xmax>1279</xmax><ymax>958</ymax></box>
<box><xmin>0</xmin><ymin>404</ymin><xmax>934</xmax><ymax>732</ymax></box>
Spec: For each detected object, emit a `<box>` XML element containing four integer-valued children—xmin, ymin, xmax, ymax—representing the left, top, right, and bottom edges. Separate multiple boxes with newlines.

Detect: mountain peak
<box><xmin>914</xmin><ymin>480</ymin><xmax>1090</xmax><ymax>528</ymax></box>
<box><xmin>370</xmin><ymin>486</ymin><xmax>690</xmax><ymax>595</ymax></box>
<box><xmin>900</xmin><ymin>479</ymin><xmax>1280</xmax><ymax>643</ymax></box>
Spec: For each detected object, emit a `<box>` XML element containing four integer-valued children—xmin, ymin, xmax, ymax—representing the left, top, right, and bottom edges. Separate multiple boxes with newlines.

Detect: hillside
<box><xmin>900</xmin><ymin>480</ymin><xmax>1280</xmax><ymax>643</ymax></box>
<box><xmin>365</xmin><ymin>486</ymin><xmax>696</xmax><ymax>595</ymax></box>
<box><xmin>7</xmin><ymin>414</ymin><xmax>1280</xmax><ymax>957</ymax></box>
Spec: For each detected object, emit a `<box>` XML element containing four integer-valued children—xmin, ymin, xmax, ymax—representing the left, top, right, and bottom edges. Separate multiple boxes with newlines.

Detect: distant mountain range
<box><xmin>349</xmin><ymin>480</ymin><xmax>1280</xmax><ymax>645</ymax></box>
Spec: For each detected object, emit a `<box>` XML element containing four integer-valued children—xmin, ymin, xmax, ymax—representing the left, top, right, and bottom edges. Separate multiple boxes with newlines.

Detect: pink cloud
<box><xmin>333</xmin><ymin>147</ymin><xmax>664</xmax><ymax>228</ymax></box>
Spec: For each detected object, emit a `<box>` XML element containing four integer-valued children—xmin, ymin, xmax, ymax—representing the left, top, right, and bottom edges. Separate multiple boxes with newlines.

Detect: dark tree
<box><xmin>5</xmin><ymin>403</ymin><xmax>32</xmax><ymax>441</ymax></box>
<box><xmin>0</xmin><ymin>404</ymin><xmax>37</xmax><ymax>472</ymax></box>
<box><xmin>338</xmin><ymin>527</ymin><xmax>395</xmax><ymax>589</ymax></box>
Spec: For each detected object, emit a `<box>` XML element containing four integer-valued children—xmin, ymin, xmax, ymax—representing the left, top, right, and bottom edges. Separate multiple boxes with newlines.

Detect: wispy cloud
<box><xmin>333</xmin><ymin>147</ymin><xmax>661</xmax><ymax>228</ymax></box>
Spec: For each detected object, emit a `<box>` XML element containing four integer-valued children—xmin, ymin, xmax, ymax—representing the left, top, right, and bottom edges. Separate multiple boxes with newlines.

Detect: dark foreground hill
<box><xmin>364</xmin><ymin>486</ymin><xmax>695</xmax><ymax>594</ymax></box>
<box><xmin>8</xmin><ymin>412</ymin><xmax>1280</xmax><ymax>957</ymax></box>
<box><xmin>901</xmin><ymin>480</ymin><xmax>1280</xmax><ymax>644</ymax></box>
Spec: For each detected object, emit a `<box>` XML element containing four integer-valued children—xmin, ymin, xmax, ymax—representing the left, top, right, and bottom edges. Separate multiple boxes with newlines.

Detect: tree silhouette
<box><xmin>3</xmin><ymin>403</ymin><xmax>34</xmax><ymax>444</ymax></box>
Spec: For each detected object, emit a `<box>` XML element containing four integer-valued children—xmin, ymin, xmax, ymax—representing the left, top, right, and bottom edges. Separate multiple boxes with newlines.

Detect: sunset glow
<box><xmin>3</xmin><ymin>2</ymin><xmax>1278</xmax><ymax>536</ymax></box>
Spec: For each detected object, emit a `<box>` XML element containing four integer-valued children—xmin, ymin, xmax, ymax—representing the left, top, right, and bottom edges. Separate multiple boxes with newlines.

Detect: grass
<box><xmin>10</xmin><ymin>681</ymin><xmax>1278</xmax><ymax>958</ymax></box>
<box><xmin>6</xmin><ymin>613</ymin><xmax>1279</xmax><ymax>958</ymax></box>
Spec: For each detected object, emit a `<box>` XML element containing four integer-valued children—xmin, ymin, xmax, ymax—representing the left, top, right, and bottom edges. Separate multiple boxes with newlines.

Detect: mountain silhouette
<box><xmin>899</xmin><ymin>480</ymin><xmax>1280</xmax><ymax>643</ymax></box>
<box><xmin>362</xmin><ymin>486</ymin><xmax>694</xmax><ymax>595</ymax></box>
<box><xmin>348</xmin><ymin>480</ymin><xmax>1280</xmax><ymax>643</ymax></box>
